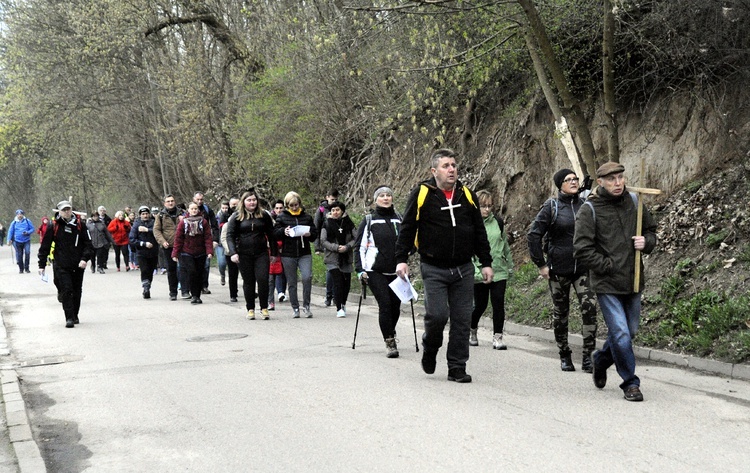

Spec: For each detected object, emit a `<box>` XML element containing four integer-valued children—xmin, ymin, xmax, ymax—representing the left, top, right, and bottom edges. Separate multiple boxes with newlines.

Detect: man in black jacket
<box><xmin>38</xmin><ymin>201</ymin><xmax>94</xmax><ymax>328</ymax></box>
<box><xmin>527</xmin><ymin>168</ymin><xmax>598</xmax><ymax>373</ymax></box>
<box><xmin>395</xmin><ymin>149</ymin><xmax>493</xmax><ymax>383</ymax></box>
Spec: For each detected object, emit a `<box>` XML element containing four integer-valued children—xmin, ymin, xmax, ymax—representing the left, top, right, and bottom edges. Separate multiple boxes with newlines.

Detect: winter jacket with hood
<box><xmin>107</xmin><ymin>218</ymin><xmax>132</xmax><ymax>246</ymax></box>
<box><xmin>86</xmin><ymin>218</ymin><xmax>114</xmax><ymax>249</ymax></box>
<box><xmin>129</xmin><ymin>217</ymin><xmax>159</xmax><ymax>258</ymax></box>
<box><xmin>474</xmin><ymin>213</ymin><xmax>513</xmax><ymax>282</ymax></box>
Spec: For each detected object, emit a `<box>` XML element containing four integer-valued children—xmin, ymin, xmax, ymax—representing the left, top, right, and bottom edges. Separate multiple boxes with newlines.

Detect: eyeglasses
<box><xmin>563</xmin><ymin>177</ymin><xmax>580</xmax><ymax>184</ymax></box>
<box><xmin>480</xmin><ymin>205</ymin><xmax>493</xmax><ymax>209</ymax></box>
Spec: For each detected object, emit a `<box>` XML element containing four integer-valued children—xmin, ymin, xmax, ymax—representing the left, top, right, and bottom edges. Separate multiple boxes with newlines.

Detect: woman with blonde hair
<box><xmin>225</xmin><ymin>190</ymin><xmax>277</xmax><ymax>320</ymax></box>
<box><xmin>273</xmin><ymin>191</ymin><xmax>317</xmax><ymax>318</ymax></box>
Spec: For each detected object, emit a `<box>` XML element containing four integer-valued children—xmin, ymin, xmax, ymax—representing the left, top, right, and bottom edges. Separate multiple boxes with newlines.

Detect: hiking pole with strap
<box><xmin>410</xmin><ymin>299</ymin><xmax>419</xmax><ymax>352</ymax></box>
<box><xmin>351</xmin><ymin>279</ymin><xmax>367</xmax><ymax>349</ymax></box>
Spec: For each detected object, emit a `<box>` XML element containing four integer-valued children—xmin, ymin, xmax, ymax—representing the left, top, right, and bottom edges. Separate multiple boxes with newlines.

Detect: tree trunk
<box><xmin>602</xmin><ymin>0</ymin><xmax>620</xmax><ymax>162</ymax></box>
<box><xmin>517</xmin><ymin>0</ymin><xmax>599</xmax><ymax>176</ymax></box>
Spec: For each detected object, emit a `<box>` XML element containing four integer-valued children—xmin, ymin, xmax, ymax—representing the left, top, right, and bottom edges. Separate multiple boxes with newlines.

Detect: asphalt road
<box><xmin>1</xmin><ymin>246</ymin><xmax>749</xmax><ymax>472</ymax></box>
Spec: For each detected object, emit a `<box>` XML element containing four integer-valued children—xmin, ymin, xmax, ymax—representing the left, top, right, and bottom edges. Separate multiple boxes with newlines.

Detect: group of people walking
<box><xmin>23</xmin><ymin>147</ymin><xmax>656</xmax><ymax>403</ymax></box>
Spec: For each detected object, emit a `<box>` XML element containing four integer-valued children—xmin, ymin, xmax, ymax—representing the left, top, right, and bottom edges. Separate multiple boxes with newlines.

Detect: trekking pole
<box><xmin>351</xmin><ymin>279</ymin><xmax>367</xmax><ymax>349</ymax></box>
<box><xmin>410</xmin><ymin>299</ymin><xmax>419</xmax><ymax>352</ymax></box>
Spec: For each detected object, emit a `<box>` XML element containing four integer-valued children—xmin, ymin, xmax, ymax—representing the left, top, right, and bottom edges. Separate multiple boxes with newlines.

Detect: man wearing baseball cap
<box><xmin>573</xmin><ymin>162</ymin><xmax>657</xmax><ymax>402</ymax></box>
<box><xmin>38</xmin><ymin>201</ymin><xmax>94</xmax><ymax>328</ymax></box>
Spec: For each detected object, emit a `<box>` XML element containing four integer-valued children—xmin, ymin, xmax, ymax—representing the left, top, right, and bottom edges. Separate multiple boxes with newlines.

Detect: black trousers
<box><xmin>237</xmin><ymin>253</ymin><xmax>270</xmax><ymax>310</ymax></box>
<box><xmin>179</xmin><ymin>253</ymin><xmax>207</xmax><ymax>298</ymax></box>
<box><xmin>366</xmin><ymin>271</ymin><xmax>402</xmax><ymax>339</ymax></box>
<box><xmin>53</xmin><ymin>264</ymin><xmax>85</xmax><ymax>322</ymax></box>
<box><xmin>161</xmin><ymin>247</ymin><xmax>178</xmax><ymax>296</ymax></box>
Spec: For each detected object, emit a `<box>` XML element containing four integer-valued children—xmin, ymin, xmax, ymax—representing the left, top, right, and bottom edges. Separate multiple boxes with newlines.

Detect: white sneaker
<box><xmin>493</xmin><ymin>333</ymin><xmax>507</xmax><ymax>350</ymax></box>
<box><xmin>302</xmin><ymin>306</ymin><xmax>313</xmax><ymax>318</ymax></box>
<box><xmin>292</xmin><ymin>308</ymin><xmax>300</xmax><ymax>318</ymax></box>
<box><xmin>336</xmin><ymin>309</ymin><xmax>346</xmax><ymax>318</ymax></box>
<box><xmin>278</xmin><ymin>293</ymin><xmax>286</xmax><ymax>302</ymax></box>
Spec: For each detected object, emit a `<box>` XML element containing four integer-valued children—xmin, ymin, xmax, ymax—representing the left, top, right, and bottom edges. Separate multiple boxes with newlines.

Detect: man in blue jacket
<box><xmin>395</xmin><ymin>149</ymin><xmax>493</xmax><ymax>383</ymax></box>
<box><xmin>7</xmin><ymin>209</ymin><xmax>35</xmax><ymax>273</ymax></box>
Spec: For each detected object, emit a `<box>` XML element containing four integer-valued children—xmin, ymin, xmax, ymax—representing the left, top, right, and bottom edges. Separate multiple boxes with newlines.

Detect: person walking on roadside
<box><xmin>154</xmin><ymin>194</ymin><xmax>182</xmax><ymax>300</ymax></box>
<box><xmin>470</xmin><ymin>190</ymin><xmax>513</xmax><ymax>350</ymax></box>
<box><xmin>87</xmin><ymin>211</ymin><xmax>115</xmax><ymax>274</ymax></box>
<box><xmin>313</xmin><ymin>189</ymin><xmax>339</xmax><ymax>307</ymax></box>
<box><xmin>226</xmin><ymin>190</ymin><xmax>277</xmax><ymax>319</ymax></box>
<box><xmin>38</xmin><ymin>201</ymin><xmax>93</xmax><ymax>328</ymax></box>
<box><xmin>192</xmin><ymin>192</ymin><xmax>220</xmax><ymax>295</ymax></box>
<box><xmin>107</xmin><ymin>211</ymin><xmax>132</xmax><ymax>272</ymax></box>
<box><xmin>7</xmin><ymin>209</ymin><xmax>35</xmax><ymax>273</ymax></box>
<box><xmin>574</xmin><ymin>162</ymin><xmax>657</xmax><ymax>402</ymax></box>
<box><xmin>129</xmin><ymin>206</ymin><xmax>159</xmax><ymax>299</ymax></box>
<box><xmin>267</xmin><ymin>199</ymin><xmax>287</xmax><ymax>309</ymax></box>
<box><xmin>528</xmin><ymin>168</ymin><xmax>598</xmax><ymax>372</ymax></box>
<box><xmin>215</xmin><ymin>200</ymin><xmax>231</xmax><ymax>287</ymax></box>
<box><xmin>320</xmin><ymin>201</ymin><xmax>357</xmax><ymax>318</ymax></box>
<box><xmin>97</xmin><ymin>206</ymin><xmax>112</xmax><ymax>268</ymax></box>
<box><xmin>172</xmin><ymin>202</ymin><xmax>214</xmax><ymax>305</ymax></box>
<box><xmin>274</xmin><ymin>191</ymin><xmax>317</xmax><ymax>318</ymax></box>
<box><xmin>219</xmin><ymin>196</ymin><xmax>241</xmax><ymax>303</ymax></box>
<box><xmin>395</xmin><ymin>148</ymin><xmax>493</xmax><ymax>383</ymax></box>
<box><xmin>0</xmin><ymin>222</ymin><xmax>5</xmax><ymax>246</ymax></box>
<box><xmin>354</xmin><ymin>186</ymin><xmax>403</xmax><ymax>358</ymax></box>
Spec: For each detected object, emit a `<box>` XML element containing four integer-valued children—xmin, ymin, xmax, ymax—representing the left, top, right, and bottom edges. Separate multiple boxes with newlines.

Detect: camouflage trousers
<box><xmin>548</xmin><ymin>272</ymin><xmax>598</xmax><ymax>357</ymax></box>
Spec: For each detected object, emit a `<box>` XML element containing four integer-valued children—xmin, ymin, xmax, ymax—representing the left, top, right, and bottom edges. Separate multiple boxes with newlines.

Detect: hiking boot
<box><xmin>303</xmin><ymin>306</ymin><xmax>313</xmax><ymax>318</ymax></box>
<box><xmin>261</xmin><ymin>309</ymin><xmax>270</xmax><ymax>320</ymax></box>
<box><xmin>581</xmin><ymin>353</ymin><xmax>593</xmax><ymax>373</ymax></box>
<box><xmin>592</xmin><ymin>350</ymin><xmax>607</xmax><ymax>389</ymax></box>
<box><xmin>421</xmin><ymin>350</ymin><xmax>437</xmax><ymax>374</ymax></box>
<box><xmin>560</xmin><ymin>354</ymin><xmax>575</xmax><ymax>372</ymax></box>
<box><xmin>190</xmin><ymin>297</ymin><xmax>202</xmax><ymax>304</ymax></box>
<box><xmin>624</xmin><ymin>386</ymin><xmax>644</xmax><ymax>402</ymax></box>
<box><xmin>246</xmin><ymin>310</ymin><xmax>255</xmax><ymax>320</ymax></box>
<box><xmin>73</xmin><ymin>317</ymin><xmax>80</xmax><ymax>325</ymax></box>
<box><xmin>143</xmin><ymin>289</ymin><xmax>151</xmax><ymax>299</ymax></box>
<box><xmin>492</xmin><ymin>333</ymin><xmax>507</xmax><ymax>350</ymax></box>
<box><xmin>292</xmin><ymin>308</ymin><xmax>300</xmax><ymax>318</ymax></box>
<box><xmin>65</xmin><ymin>319</ymin><xmax>74</xmax><ymax>328</ymax></box>
<box><xmin>447</xmin><ymin>368</ymin><xmax>472</xmax><ymax>383</ymax></box>
<box><xmin>230</xmin><ymin>297</ymin><xmax>238</xmax><ymax>303</ymax></box>
<box><xmin>220</xmin><ymin>275</ymin><xmax>226</xmax><ymax>286</ymax></box>
<box><xmin>278</xmin><ymin>293</ymin><xmax>286</xmax><ymax>302</ymax></box>
<box><xmin>169</xmin><ymin>295</ymin><xmax>177</xmax><ymax>301</ymax></box>
<box><xmin>181</xmin><ymin>292</ymin><xmax>191</xmax><ymax>299</ymax></box>
<box><xmin>324</xmin><ymin>297</ymin><xmax>332</xmax><ymax>307</ymax></box>
<box><xmin>385</xmin><ymin>338</ymin><xmax>399</xmax><ymax>358</ymax></box>
<box><xmin>469</xmin><ymin>328</ymin><xmax>478</xmax><ymax>346</ymax></box>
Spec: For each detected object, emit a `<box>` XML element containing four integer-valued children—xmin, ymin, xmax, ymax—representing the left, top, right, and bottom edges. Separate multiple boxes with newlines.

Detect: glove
<box><xmin>358</xmin><ymin>272</ymin><xmax>368</xmax><ymax>283</ymax></box>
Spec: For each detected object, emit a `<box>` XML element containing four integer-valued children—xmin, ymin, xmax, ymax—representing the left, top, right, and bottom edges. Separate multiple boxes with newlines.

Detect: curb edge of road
<box><xmin>502</xmin><ymin>321</ymin><xmax>750</xmax><ymax>382</ymax></box>
<box><xmin>0</xmin><ymin>315</ymin><xmax>46</xmax><ymax>473</ymax></box>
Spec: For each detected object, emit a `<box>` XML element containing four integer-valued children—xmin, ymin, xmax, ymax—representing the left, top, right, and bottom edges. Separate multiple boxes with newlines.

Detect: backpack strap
<box><xmin>583</xmin><ymin>192</ymin><xmax>637</xmax><ymax>224</ymax></box>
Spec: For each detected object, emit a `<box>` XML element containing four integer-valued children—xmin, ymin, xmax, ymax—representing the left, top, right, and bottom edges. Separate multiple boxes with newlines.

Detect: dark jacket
<box><xmin>573</xmin><ymin>185</ymin><xmax>657</xmax><ymax>294</ymax></box>
<box><xmin>172</xmin><ymin>217</ymin><xmax>213</xmax><ymax>257</ymax></box>
<box><xmin>354</xmin><ymin>205</ymin><xmax>401</xmax><ymax>274</ymax></box>
<box><xmin>38</xmin><ymin>215</ymin><xmax>94</xmax><ymax>269</ymax></box>
<box><xmin>129</xmin><ymin>217</ymin><xmax>159</xmax><ymax>258</ymax></box>
<box><xmin>395</xmin><ymin>178</ymin><xmax>492</xmax><ymax>269</ymax></box>
<box><xmin>87</xmin><ymin>218</ymin><xmax>114</xmax><ymax>250</ymax></box>
<box><xmin>313</xmin><ymin>200</ymin><xmax>333</xmax><ymax>251</ymax></box>
<box><xmin>321</xmin><ymin>213</ymin><xmax>357</xmax><ymax>271</ymax></box>
<box><xmin>527</xmin><ymin>191</ymin><xmax>588</xmax><ymax>277</ymax></box>
<box><xmin>225</xmin><ymin>212</ymin><xmax>277</xmax><ymax>257</ymax></box>
<box><xmin>273</xmin><ymin>209</ymin><xmax>317</xmax><ymax>258</ymax></box>
<box><xmin>197</xmin><ymin>203</ymin><xmax>220</xmax><ymax>243</ymax></box>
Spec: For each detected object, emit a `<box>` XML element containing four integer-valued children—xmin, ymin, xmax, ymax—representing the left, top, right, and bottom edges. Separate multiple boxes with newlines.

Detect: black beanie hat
<box><xmin>553</xmin><ymin>168</ymin><xmax>576</xmax><ymax>189</ymax></box>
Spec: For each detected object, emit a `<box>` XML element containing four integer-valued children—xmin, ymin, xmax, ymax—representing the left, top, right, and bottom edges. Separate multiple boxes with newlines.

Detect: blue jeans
<box><xmin>14</xmin><ymin>241</ymin><xmax>31</xmax><ymax>272</ymax></box>
<box><xmin>595</xmin><ymin>293</ymin><xmax>641</xmax><ymax>390</ymax></box>
<box><xmin>215</xmin><ymin>245</ymin><xmax>226</xmax><ymax>277</ymax></box>
<box><xmin>421</xmin><ymin>262</ymin><xmax>474</xmax><ymax>371</ymax></box>
<box><xmin>282</xmin><ymin>255</ymin><xmax>312</xmax><ymax>310</ymax></box>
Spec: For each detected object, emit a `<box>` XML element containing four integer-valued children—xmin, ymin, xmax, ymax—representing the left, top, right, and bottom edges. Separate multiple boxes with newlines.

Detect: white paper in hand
<box><xmin>389</xmin><ymin>276</ymin><xmax>419</xmax><ymax>303</ymax></box>
<box><xmin>290</xmin><ymin>225</ymin><xmax>310</xmax><ymax>237</ymax></box>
